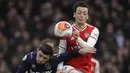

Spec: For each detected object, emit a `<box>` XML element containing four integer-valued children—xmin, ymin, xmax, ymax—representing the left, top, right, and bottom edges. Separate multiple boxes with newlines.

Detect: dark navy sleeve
<box><xmin>52</xmin><ymin>51</ymin><xmax>80</xmax><ymax>64</ymax></box>
<box><xmin>16</xmin><ymin>54</ymin><xmax>31</xmax><ymax>73</ymax></box>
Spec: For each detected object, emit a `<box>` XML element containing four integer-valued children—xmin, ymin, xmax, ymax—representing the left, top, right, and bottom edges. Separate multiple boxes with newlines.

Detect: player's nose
<box><xmin>39</xmin><ymin>57</ymin><xmax>43</xmax><ymax>61</ymax></box>
<box><xmin>80</xmin><ymin>13</ymin><xmax>84</xmax><ymax>18</ymax></box>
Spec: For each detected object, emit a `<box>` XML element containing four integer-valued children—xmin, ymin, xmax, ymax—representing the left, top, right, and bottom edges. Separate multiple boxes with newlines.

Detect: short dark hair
<box><xmin>39</xmin><ymin>44</ymin><xmax>53</xmax><ymax>56</ymax></box>
<box><xmin>73</xmin><ymin>1</ymin><xmax>89</xmax><ymax>12</ymax></box>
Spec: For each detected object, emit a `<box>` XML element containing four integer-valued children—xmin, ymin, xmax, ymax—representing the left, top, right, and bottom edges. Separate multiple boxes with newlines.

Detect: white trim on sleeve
<box><xmin>76</xmin><ymin>27</ymin><xmax>99</xmax><ymax>47</ymax></box>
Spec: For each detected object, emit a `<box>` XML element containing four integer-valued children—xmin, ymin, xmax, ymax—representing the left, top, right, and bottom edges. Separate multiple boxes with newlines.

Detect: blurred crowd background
<box><xmin>0</xmin><ymin>0</ymin><xmax>130</xmax><ymax>73</ymax></box>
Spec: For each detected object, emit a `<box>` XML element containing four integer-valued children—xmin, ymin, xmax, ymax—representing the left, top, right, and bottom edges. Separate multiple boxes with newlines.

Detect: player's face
<box><xmin>36</xmin><ymin>50</ymin><xmax>50</xmax><ymax>64</ymax></box>
<box><xmin>73</xmin><ymin>7</ymin><xmax>88</xmax><ymax>24</ymax></box>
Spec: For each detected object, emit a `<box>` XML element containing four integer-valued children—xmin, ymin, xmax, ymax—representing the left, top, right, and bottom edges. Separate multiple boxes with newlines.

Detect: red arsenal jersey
<box><xmin>58</xmin><ymin>24</ymin><xmax>99</xmax><ymax>73</ymax></box>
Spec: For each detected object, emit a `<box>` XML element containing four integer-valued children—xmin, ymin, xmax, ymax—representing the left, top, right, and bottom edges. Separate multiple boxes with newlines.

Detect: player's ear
<box><xmin>73</xmin><ymin>13</ymin><xmax>75</xmax><ymax>17</ymax></box>
<box><xmin>87</xmin><ymin>16</ymin><xmax>88</xmax><ymax>19</ymax></box>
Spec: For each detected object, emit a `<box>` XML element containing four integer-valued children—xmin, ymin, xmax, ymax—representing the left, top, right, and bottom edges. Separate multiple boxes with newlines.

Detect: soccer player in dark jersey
<box><xmin>16</xmin><ymin>43</ymin><xmax>96</xmax><ymax>73</ymax></box>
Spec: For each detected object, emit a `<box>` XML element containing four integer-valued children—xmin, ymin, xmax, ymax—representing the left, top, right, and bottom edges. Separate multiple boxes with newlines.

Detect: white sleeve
<box><xmin>95</xmin><ymin>59</ymin><xmax>100</xmax><ymax>73</ymax></box>
<box><xmin>76</xmin><ymin>27</ymin><xmax>99</xmax><ymax>47</ymax></box>
<box><xmin>57</xmin><ymin>40</ymin><xmax>67</xmax><ymax>70</ymax></box>
<box><xmin>58</xmin><ymin>40</ymin><xmax>67</xmax><ymax>53</ymax></box>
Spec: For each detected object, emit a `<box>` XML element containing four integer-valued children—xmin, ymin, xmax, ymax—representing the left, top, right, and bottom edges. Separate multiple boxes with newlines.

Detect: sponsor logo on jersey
<box><xmin>45</xmin><ymin>63</ymin><xmax>51</xmax><ymax>70</ymax></box>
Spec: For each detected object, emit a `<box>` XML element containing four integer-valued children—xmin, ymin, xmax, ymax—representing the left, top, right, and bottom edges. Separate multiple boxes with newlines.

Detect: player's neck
<box><xmin>75</xmin><ymin>22</ymin><xmax>87</xmax><ymax>31</ymax></box>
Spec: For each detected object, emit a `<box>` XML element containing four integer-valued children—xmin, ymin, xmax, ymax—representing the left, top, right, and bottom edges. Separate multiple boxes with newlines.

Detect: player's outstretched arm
<box><xmin>79</xmin><ymin>47</ymin><xmax>96</xmax><ymax>54</ymax></box>
<box><xmin>53</xmin><ymin>47</ymin><xmax>96</xmax><ymax>64</ymax></box>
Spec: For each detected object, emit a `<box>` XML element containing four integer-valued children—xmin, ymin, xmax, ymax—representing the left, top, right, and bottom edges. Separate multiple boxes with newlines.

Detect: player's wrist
<box><xmin>74</xmin><ymin>36</ymin><xmax>79</xmax><ymax>41</ymax></box>
<box><xmin>76</xmin><ymin>37</ymin><xmax>81</xmax><ymax>42</ymax></box>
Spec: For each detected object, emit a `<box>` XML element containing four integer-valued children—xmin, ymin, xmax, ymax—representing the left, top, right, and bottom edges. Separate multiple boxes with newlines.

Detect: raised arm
<box><xmin>53</xmin><ymin>47</ymin><xmax>96</xmax><ymax>65</ymax></box>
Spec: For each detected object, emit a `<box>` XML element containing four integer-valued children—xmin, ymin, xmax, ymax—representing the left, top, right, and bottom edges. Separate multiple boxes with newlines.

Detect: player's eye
<box><xmin>77</xmin><ymin>11</ymin><xmax>82</xmax><ymax>14</ymax></box>
<box><xmin>78</xmin><ymin>12</ymin><xmax>82</xmax><ymax>14</ymax></box>
<box><xmin>83</xmin><ymin>12</ymin><xmax>87</xmax><ymax>15</ymax></box>
<box><xmin>84</xmin><ymin>13</ymin><xmax>87</xmax><ymax>15</ymax></box>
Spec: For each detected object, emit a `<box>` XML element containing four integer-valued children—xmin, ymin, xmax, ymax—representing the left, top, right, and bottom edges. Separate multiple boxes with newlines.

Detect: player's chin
<box><xmin>37</xmin><ymin>61</ymin><xmax>45</xmax><ymax>64</ymax></box>
<box><xmin>77</xmin><ymin>21</ymin><xmax>85</xmax><ymax>24</ymax></box>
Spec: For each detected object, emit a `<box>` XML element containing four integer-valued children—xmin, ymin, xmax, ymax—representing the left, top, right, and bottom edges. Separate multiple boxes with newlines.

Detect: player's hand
<box><xmin>72</xmin><ymin>30</ymin><xmax>79</xmax><ymax>40</ymax></box>
<box><xmin>56</xmin><ymin>69</ymin><xmax>63</xmax><ymax>73</ymax></box>
<box><xmin>79</xmin><ymin>47</ymin><xmax>96</xmax><ymax>54</ymax></box>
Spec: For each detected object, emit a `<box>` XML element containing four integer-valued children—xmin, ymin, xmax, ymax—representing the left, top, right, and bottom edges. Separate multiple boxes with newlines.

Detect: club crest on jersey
<box><xmin>45</xmin><ymin>63</ymin><xmax>51</xmax><ymax>70</ymax></box>
<box><xmin>84</xmin><ymin>33</ymin><xmax>90</xmax><ymax>38</ymax></box>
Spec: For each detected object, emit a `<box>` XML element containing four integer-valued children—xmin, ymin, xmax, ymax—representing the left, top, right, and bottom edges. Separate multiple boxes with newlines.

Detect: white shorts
<box><xmin>62</xmin><ymin>65</ymin><xmax>83</xmax><ymax>73</ymax></box>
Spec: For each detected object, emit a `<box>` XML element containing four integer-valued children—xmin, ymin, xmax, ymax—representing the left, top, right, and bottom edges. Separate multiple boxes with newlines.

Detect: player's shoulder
<box><xmin>28</xmin><ymin>51</ymin><xmax>36</xmax><ymax>57</ymax></box>
<box><xmin>87</xmin><ymin>24</ymin><xmax>98</xmax><ymax>30</ymax></box>
<box><xmin>23</xmin><ymin>51</ymin><xmax>36</xmax><ymax>61</ymax></box>
<box><xmin>72</xmin><ymin>23</ymin><xmax>99</xmax><ymax>33</ymax></box>
<box><xmin>87</xmin><ymin>24</ymin><xmax>99</xmax><ymax>34</ymax></box>
<box><xmin>87</xmin><ymin>24</ymin><xmax>95</xmax><ymax>27</ymax></box>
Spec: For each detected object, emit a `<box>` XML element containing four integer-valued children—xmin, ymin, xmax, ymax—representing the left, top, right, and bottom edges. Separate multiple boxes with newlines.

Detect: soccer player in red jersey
<box><xmin>56</xmin><ymin>1</ymin><xmax>99</xmax><ymax>73</ymax></box>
